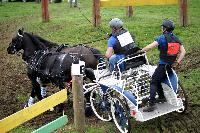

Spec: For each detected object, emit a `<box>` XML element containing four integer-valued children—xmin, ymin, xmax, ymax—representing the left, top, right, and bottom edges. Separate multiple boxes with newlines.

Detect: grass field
<box><xmin>0</xmin><ymin>0</ymin><xmax>200</xmax><ymax>132</ymax></box>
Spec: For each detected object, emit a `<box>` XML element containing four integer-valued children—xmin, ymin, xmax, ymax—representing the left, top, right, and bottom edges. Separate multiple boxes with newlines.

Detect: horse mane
<box><xmin>24</xmin><ymin>32</ymin><xmax>47</xmax><ymax>50</ymax></box>
<box><xmin>24</xmin><ymin>32</ymin><xmax>58</xmax><ymax>50</ymax></box>
<box><xmin>34</xmin><ymin>34</ymin><xmax>58</xmax><ymax>48</ymax></box>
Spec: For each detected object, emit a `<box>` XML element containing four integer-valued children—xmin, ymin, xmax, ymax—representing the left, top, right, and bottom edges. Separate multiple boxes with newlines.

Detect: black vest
<box><xmin>159</xmin><ymin>33</ymin><xmax>181</xmax><ymax>64</ymax></box>
<box><xmin>111</xmin><ymin>29</ymin><xmax>136</xmax><ymax>55</ymax></box>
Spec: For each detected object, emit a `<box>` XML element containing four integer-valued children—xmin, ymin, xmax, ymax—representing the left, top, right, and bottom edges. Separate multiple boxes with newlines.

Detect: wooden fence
<box><xmin>0</xmin><ymin>61</ymin><xmax>86</xmax><ymax>133</ymax></box>
<box><xmin>0</xmin><ymin>89</ymin><xmax>67</xmax><ymax>133</ymax></box>
<box><xmin>93</xmin><ymin>0</ymin><xmax>188</xmax><ymax>27</ymax></box>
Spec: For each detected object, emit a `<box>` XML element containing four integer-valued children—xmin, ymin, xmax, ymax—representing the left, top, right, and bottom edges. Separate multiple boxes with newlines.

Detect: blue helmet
<box><xmin>161</xmin><ymin>19</ymin><xmax>175</xmax><ymax>31</ymax></box>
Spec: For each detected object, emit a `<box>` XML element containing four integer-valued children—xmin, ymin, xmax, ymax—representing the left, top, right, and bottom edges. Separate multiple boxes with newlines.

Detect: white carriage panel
<box><xmin>98</xmin><ymin>78</ymin><xmax>125</xmax><ymax>89</ymax></box>
<box><xmin>137</xmin><ymin>102</ymin><xmax>184</xmax><ymax>122</ymax></box>
<box><xmin>93</xmin><ymin>69</ymin><xmax>111</xmax><ymax>81</ymax></box>
<box><xmin>162</xmin><ymin>83</ymin><xmax>179</xmax><ymax>106</ymax></box>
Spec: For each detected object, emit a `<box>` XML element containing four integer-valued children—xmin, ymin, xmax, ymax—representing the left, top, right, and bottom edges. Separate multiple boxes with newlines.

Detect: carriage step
<box><xmin>135</xmin><ymin>100</ymin><xmax>183</xmax><ymax>122</ymax></box>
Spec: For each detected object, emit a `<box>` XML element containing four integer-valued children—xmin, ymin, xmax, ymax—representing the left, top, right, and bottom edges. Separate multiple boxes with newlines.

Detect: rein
<box><xmin>58</xmin><ymin>44</ymin><xmax>105</xmax><ymax>57</ymax></box>
<box><xmin>68</xmin><ymin>52</ymin><xmax>105</xmax><ymax>57</ymax></box>
<box><xmin>77</xmin><ymin>6</ymin><xmax>109</xmax><ymax>45</ymax></box>
<box><xmin>75</xmin><ymin>37</ymin><xmax>106</xmax><ymax>46</ymax></box>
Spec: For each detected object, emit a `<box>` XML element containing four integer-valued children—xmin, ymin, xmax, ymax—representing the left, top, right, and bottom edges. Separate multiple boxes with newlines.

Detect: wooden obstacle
<box><xmin>32</xmin><ymin>115</ymin><xmax>68</xmax><ymax>133</ymax></box>
<box><xmin>1</xmin><ymin>61</ymin><xmax>87</xmax><ymax>133</ymax></box>
<box><xmin>71</xmin><ymin>61</ymin><xmax>86</xmax><ymax>132</ymax></box>
<box><xmin>100</xmin><ymin>0</ymin><xmax>179</xmax><ymax>7</ymax></box>
<box><xmin>93</xmin><ymin>0</ymin><xmax>187</xmax><ymax>27</ymax></box>
<box><xmin>0</xmin><ymin>89</ymin><xmax>67</xmax><ymax>133</ymax></box>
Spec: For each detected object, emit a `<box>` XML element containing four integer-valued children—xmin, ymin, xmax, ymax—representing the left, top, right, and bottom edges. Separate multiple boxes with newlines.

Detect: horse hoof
<box><xmin>24</xmin><ymin>103</ymin><xmax>28</xmax><ymax>109</ymax></box>
<box><xmin>54</xmin><ymin>104</ymin><xmax>64</xmax><ymax>113</ymax></box>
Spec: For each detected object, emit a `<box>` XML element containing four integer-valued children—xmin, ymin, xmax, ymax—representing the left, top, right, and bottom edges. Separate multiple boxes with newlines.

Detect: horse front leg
<box><xmin>24</xmin><ymin>79</ymin><xmax>42</xmax><ymax>108</ymax></box>
<box><xmin>36</xmin><ymin>77</ymin><xmax>48</xmax><ymax>99</ymax></box>
<box><xmin>26</xmin><ymin>80</ymin><xmax>50</xmax><ymax>108</ymax></box>
<box><xmin>24</xmin><ymin>72</ymin><xmax>43</xmax><ymax>108</ymax></box>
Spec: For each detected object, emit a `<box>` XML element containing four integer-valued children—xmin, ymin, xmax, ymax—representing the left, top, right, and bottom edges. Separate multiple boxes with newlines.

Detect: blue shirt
<box><xmin>108</xmin><ymin>36</ymin><xmax>117</xmax><ymax>47</ymax></box>
<box><xmin>108</xmin><ymin>36</ymin><xmax>125</xmax><ymax>59</ymax></box>
<box><xmin>155</xmin><ymin>32</ymin><xmax>174</xmax><ymax>64</ymax></box>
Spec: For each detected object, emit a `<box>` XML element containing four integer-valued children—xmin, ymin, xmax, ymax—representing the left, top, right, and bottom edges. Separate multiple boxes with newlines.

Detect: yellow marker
<box><xmin>100</xmin><ymin>0</ymin><xmax>179</xmax><ymax>7</ymax></box>
<box><xmin>0</xmin><ymin>89</ymin><xmax>67</xmax><ymax>133</ymax></box>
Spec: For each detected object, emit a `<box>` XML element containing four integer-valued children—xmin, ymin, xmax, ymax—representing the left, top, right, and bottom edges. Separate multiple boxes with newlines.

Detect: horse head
<box><xmin>7</xmin><ymin>28</ymin><xmax>24</xmax><ymax>54</ymax></box>
<box><xmin>7</xmin><ymin>29</ymin><xmax>51</xmax><ymax>61</ymax></box>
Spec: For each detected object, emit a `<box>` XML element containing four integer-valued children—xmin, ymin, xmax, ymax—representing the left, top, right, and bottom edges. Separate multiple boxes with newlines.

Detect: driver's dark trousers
<box><xmin>149</xmin><ymin>64</ymin><xmax>172</xmax><ymax>105</ymax></box>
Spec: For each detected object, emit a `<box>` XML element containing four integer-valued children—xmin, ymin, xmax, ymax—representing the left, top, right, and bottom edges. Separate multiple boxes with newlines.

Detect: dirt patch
<box><xmin>178</xmin><ymin>48</ymin><xmax>200</xmax><ymax>72</ymax></box>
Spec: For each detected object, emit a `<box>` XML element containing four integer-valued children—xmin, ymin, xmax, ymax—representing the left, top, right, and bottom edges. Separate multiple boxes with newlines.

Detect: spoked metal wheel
<box><xmin>90</xmin><ymin>87</ymin><xmax>112</xmax><ymax>121</ymax></box>
<box><xmin>111</xmin><ymin>95</ymin><xmax>131</xmax><ymax>133</ymax></box>
<box><xmin>176</xmin><ymin>81</ymin><xmax>187</xmax><ymax>114</ymax></box>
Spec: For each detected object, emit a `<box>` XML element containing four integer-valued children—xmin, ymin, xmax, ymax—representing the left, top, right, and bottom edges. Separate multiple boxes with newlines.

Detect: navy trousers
<box><xmin>149</xmin><ymin>64</ymin><xmax>172</xmax><ymax>104</ymax></box>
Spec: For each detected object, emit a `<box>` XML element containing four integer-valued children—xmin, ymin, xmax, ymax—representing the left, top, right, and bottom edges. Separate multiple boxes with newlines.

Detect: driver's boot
<box><xmin>156</xmin><ymin>97</ymin><xmax>166</xmax><ymax>103</ymax></box>
<box><xmin>143</xmin><ymin>102</ymin><xmax>156</xmax><ymax>112</ymax></box>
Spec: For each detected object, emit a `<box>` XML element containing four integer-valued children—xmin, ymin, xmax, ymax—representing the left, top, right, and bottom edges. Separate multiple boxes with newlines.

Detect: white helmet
<box><xmin>109</xmin><ymin>18</ymin><xmax>123</xmax><ymax>28</ymax></box>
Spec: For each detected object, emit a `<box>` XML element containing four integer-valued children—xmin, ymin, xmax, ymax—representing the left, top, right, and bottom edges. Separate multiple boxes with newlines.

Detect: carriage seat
<box><xmin>124</xmin><ymin>53</ymin><xmax>147</xmax><ymax>70</ymax></box>
<box><xmin>116</xmin><ymin>52</ymin><xmax>147</xmax><ymax>71</ymax></box>
<box><xmin>115</xmin><ymin>47</ymin><xmax>147</xmax><ymax>70</ymax></box>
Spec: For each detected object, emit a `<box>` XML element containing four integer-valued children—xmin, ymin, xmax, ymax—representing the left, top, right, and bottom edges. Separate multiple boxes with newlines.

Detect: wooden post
<box><xmin>71</xmin><ymin>61</ymin><xmax>85</xmax><ymax>133</ymax></box>
<box><xmin>69</xmin><ymin>0</ymin><xmax>72</xmax><ymax>7</ymax></box>
<box><xmin>74</xmin><ymin>0</ymin><xmax>78</xmax><ymax>7</ymax></box>
<box><xmin>126</xmin><ymin>6</ymin><xmax>133</xmax><ymax>17</ymax></box>
<box><xmin>93</xmin><ymin>0</ymin><xmax>101</xmax><ymax>27</ymax></box>
<box><xmin>35</xmin><ymin>0</ymin><xmax>40</xmax><ymax>3</ymax></box>
<box><xmin>179</xmin><ymin>0</ymin><xmax>188</xmax><ymax>27</ymax></box>
<box><xmin>41</xmin><ymin>0</ymin><xmax>49</xmax><ymax>22</ymax></box>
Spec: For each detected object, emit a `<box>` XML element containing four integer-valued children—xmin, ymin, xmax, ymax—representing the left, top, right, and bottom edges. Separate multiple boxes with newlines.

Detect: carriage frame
<box><xmin>84</xmin><ymin>52</ymin><xmax>187</xmax><ymax>133</ymax></box>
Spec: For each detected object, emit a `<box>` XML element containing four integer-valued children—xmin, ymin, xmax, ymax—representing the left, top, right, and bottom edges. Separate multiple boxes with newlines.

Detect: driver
<box><xmin>141</xmin><ymin>19</ymin><xmax>186</xmax><ymax>112</ymax></box>
<box><xmin>105</xmin><ymin>18</ymin><xmax>136</xmax><ymax>72</ymax></box>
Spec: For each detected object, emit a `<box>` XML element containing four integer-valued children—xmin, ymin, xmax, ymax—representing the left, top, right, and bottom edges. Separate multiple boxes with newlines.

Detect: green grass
<box><xmin>54</xmin><ymin>122</ymin><xmax>116</xmax><ymax>133</ymax></box>
<box><xmin>16</xmin><ymin>93</ymin><xmax>28</xmax><ymax>103</ymax></box>
<box><xmin>179</xmin><ymin>68</ymin><xmax>200</xmax><ymax>104</ymax></box>
<box><xmin>9</xmin><ymin>125</ymin><xmax>34</xmax><ymax>133</ymax></box>
<box><xmin>0</xmin><ymin>0</ymin><xmax>200</xmax><ymax>132</ymax></box>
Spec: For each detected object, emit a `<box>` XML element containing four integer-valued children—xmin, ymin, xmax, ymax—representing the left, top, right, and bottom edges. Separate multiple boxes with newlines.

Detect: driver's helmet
<box><xmin>109</xmin><ymin>18</ymin><xmax>123</xmax><ymax>28</ymax></box>
<box><xmin>161</xmin><ymin>19</ymin><xmax>175</xmax><ymax>31</ymax></box>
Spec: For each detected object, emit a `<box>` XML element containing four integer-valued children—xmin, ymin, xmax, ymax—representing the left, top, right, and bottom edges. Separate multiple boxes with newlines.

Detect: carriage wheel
<box><xmin>90</xmin><ymin>87</ymin><xmax>112</xmax><ymax>121</ymax></box>
<box><xmin>111</xmin><ymin>95</ymin><xmax>131</xmax><ymax>133</ymax></box>
<box><xmin>176</xmin><ymin>81</ymin><xmax>188</xmax><ymax>114</ymax></box>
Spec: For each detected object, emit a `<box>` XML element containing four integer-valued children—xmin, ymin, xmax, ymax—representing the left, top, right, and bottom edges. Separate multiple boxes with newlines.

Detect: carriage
<box><xmin>83</xmin><ymin>50</ymin><xmax>187</xmax><ymax>133</ymax></box>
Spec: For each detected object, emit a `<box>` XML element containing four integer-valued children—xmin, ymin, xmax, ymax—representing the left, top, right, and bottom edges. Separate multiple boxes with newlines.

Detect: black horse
<box><xmin>7</xmin><ymin>29</ymin><xmax>102</xmax><ymax>113</ymax></box>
